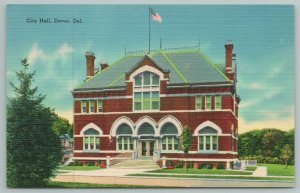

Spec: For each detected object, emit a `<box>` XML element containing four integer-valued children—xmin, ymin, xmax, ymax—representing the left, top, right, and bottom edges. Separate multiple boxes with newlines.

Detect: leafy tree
<box><xmin>52</xmin><ymin>115</ymin><xmax>72</xmax><ymax>136</ymax></box>
<box><xmin>7</xmin><ymin>58</ymin><xmax>62</xmax><ymax>187</ymax></box>
<box><xmin>280</xmin><ymin>144</ymin><xmax>293</xmax><ymax>168</ymax></box>
<box><xmin>179</xmin><ymin>126</ymin><xmax>193</xmax><ymax>172</ymax></box>
<box><xmin>238</xmin><ymin>128</ymin><xmax>294</xmax><ymax>165</ymax></box>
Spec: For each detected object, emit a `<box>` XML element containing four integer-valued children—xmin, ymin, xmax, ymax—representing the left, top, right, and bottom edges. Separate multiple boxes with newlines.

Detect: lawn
<box><xmin>47</xmin><ymin>181</ymin><xmax>157</xmax><ymax>188</ymax></box>
<box><xmin>58</xmin><ymin>166</ymin><xmax>102</xmax><ymax>171</ymax></box>
<box><xmin>258</xmin><ymin>164</ymin><xmax>294</xmax><ymax>176</ymax></box>
<box><xmin>245</xmin><ymin>166</ymin><xmax>257</xmax><ymax>171</ymax></box>
<box><xmin>128</xmin><ymin>173</ymin><xmax>294</xmax><ymax>181</ymax></box>
<box><xmin>147</xmin><ymin>168</ymin><xmax>252</xmax><ymax>175</ymax></box>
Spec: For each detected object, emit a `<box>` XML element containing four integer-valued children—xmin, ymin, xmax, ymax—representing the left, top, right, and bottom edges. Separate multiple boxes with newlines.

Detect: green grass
<box><xmin>258</xmin><ymin>164</ymin><xmax>294</xmax><ymax>176</ymax></box>
<box><xmin>128</xmin><ymin>173</ymin><xmax>294</xmax><ymax>181</ymax></box>
<box><xmin>47</xmin><ymin>181</ymin><xmax>157</xmax><ymax>188</ymax></box>
<box><xmin>58</xmin><ymin>166</ymin><xmax>102</xmax><ymax>171</ymax></box>
<box><xmin>147</xmin><ymin>168</ymin><xmax>252</xmax><ymax>175</ymax></box>
<box><xmin>245</xmin><ymin>166</ymin><xmax>257</xmax><ymax>171</ymax></box>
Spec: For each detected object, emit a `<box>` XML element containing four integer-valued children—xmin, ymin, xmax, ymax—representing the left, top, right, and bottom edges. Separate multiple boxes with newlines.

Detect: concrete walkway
<box><xmin>252</xmin><ymin>166</ymin><xmax>268</xmax><ymax>177</ymax></box>
<box><xmin>53</xmin><ymin>175</ymin><xmax>294</xmax><ymax>187</ymax></box>
<box><xmin>58</xmin><ymin>168</ymin><xmax>155</xmax><ymax>177</ymax></box>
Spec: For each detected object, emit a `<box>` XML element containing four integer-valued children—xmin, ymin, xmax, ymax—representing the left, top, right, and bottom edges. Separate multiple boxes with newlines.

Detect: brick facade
<box><xmin>72</xmin><ymin>43</ymin><xmax>240</xmax><ymax>168</ymax></box>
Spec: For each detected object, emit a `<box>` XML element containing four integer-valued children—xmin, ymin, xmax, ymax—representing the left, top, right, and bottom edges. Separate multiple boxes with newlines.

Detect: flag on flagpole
<box><xmin>150</xmin><ymin>8</ymin><xmax>162</xmax><ymax>23</ymax></box>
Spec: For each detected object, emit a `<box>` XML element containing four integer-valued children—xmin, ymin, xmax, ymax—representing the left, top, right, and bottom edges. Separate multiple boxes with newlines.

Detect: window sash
<box><xmin>97</xmin><ymin>100</ymin><xmax>103</xmax><ymax>112</ymax></box>
<box><xmin>215</xmin><ymin>96</ymin><xmax>222</xmax><ymax>110</ymax></box>
<box><xmin>199</xmin><ymin>135</ymin><xmax>218</xmax><ymax>151</ymax></box>
<box><xmin>89</xmin><ymin>101</ymin><xmax>95</xmax><ymax>113</ymax></box>
<box><xmin>82</xmin><ymin>101</ymin><xmax>87</xmax><ymax>113</ymax></box>
<box><xmin>196</xmin><ymin>96</ymin><xmax>202</xmax><ymax>110</ymax></box>
<box><xmin>206</xmin><ymin>96</ymin><xmax>212</xmax><ymax>110</ymax></box>
<box><xmin>84</xmin><ymin>136</ymin><xmax>100</xmax><ymax>150</ymax></box>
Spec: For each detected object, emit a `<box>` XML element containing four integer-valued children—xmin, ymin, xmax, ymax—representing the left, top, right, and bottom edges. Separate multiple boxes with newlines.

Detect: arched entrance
<box><xmin>137</xmin><ymin>123</ymin><xmax>156</xmax><ymax>158</ymax></box>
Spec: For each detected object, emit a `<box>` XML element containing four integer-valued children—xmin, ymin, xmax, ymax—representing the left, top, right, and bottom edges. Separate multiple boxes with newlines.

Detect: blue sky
<box><xmin>7</xmin><ymin>5</ymin><xmax>294</xmax><ymax>133</ymax></box>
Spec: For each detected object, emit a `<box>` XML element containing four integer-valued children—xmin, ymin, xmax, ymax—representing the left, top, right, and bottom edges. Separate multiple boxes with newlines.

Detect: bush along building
<box><xmin>72</xmin><ymin>41</ymin><xmax>240</xmax><ymax>169</ymax></box>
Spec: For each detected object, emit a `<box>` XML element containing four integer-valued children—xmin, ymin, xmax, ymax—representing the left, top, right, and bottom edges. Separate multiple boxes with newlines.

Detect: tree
<box><xmin>280</xmin><ymin>144</ymin><xmax>293</xmax><ymax>169</ymax></box>
<box><xmin>7</xmin><ymin>58</ymin><xmax>62</xmax><ymax>187</ymax></box>
<box><xmin>52</xmin><ymin>115</ymin><xmax>72</xmax><ymax>136</ymax></box>
<box><xmin>180</xmin><ymin>126</ymin><xmax>193</xmax><ymax>172</ymax></box>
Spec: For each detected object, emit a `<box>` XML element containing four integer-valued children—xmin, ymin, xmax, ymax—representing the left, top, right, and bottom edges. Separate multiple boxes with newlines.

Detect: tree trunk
<box><xmin>185</xmin><ymin>154</ymin><xmax>187</xmax><ymax>173</ymax></box>
<box><xmin>285</xmin><ymin>160</ymin><xmax>288</xmax><ymax>169</ymax></box>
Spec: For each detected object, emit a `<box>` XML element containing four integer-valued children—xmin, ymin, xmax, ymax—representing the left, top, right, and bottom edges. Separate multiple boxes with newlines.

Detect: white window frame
<box><xmin>97</xmin><ymin>99</ymin><xmax>103</xmax><ymax>113</ymax></box>
<box><xmin>84</xmin><ymin>136</ymin><xmax>100</xmax><ymax>151</ymax></box>
<box><xmin>133</xmin><ymin>71</ymin><xmax>160</xmax><ymax>111</ymax></box>
<box><xmin>117</xmin><ymin>137</ymin><xmax>134</xmax><ymax>151</ymax></box>
<box><xmin>161</xmin><ymin>136</ymin><xmax>178</xmax><ymax>151</ymax></box>
<box><xmin>89</xmin><ymin>100</ymin><xmax>95</xmax><ymax>113</ymax></box>
<box><xmin>81</xmin><ymin>100</ymin><xmax>87</xmax><ymax>113</ymax></box>
<box><xmin>198</xmin><ymin>134</ymin><xmax>218</xmax><ymax>152</ymax></box>
<box><xmin>205</xmin><ymin>96</ymin><xmax>212</xmax><ymax>110</ymax></box>
<box><xmin>196</xmin><ymin>96</ymin><xmax>203</xmax><ymax>110</ymax></box>
<box><xmin>215</xmin><ymin>95</ymin><xmax>222</xmax><ymax>110</ymax></box>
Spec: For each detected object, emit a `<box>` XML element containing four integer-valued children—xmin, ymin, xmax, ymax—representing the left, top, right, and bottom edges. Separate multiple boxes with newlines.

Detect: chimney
<box><xmin>225</xmin><ymin>41</ymin><xmax>234</xmax><ymax>80</ymax></box>
<box><xmin>100</xmin><ymin>60</ymin><xmax>109</xmax><ymax>71</ymax></box>
<box><xmin>85</xmin><ymin>52</ymin><xmax>95</xmax><ymax>79</ymax></box>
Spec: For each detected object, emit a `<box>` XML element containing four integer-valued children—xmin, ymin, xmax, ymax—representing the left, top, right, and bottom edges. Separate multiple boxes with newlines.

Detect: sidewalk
<box><xmin>252</xmin><ymin>166</ymin><xmax>267</xmax><ymax>177</ymax></box>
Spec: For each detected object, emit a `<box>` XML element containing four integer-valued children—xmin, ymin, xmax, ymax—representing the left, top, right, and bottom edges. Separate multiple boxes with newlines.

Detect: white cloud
<box><xmin>238</xmin><ymin>117</ymin><xmax>294</xmax><ymax>134</ymax></box>
<box><xmin>239</xmin><ymin>89</ymin><xmax>281</xmax><ymax>108</ymax></box>
<box><xmin>249</xmin><ymin>82</ymin><xmax>262</xmax><ymax>90</ymax></box>
<box><xmin>56</xmin><ymin>43</ymin><xmax>73</xmax><ymax>59</ymax></box>
<box><xmin>27</xmin><ymin>43</ymin><xmax>47</xmax><ymax>64</ymax></box>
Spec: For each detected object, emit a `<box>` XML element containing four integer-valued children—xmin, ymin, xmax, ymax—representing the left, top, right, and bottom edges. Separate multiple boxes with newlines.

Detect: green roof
<box><xmin>75</xmin><ymin>50</ymin><xmax>230</xmax><ymax>91</ymax></box>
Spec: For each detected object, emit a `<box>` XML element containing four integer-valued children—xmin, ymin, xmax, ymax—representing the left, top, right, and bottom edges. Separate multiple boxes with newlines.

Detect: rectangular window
<box><xmin>152</xmin><ymin>74</ymin><xmax>159</xmax><ymax>85</ymax></box>
<box><xmin>152</xmin><ymin>91</ymin><xmax>160</xmax><ymax>110</ymax></box>
<box><xmin>196</xmin><ymin>96</ymin><xmax>202</xmax><ymax>110</ymax></box>
<box><xmin>215</xmin><ymin>96</ymin><xmax>222</xmax><ymax>110</ymax></box>
<box><xmin>199</xmin><ymin>136</ymin><xmax>204</xmax><ymax>150</ymax></box>
<box><xmin>205</xmin><ymin>136</ymin><xmax>211</xmax><ymax>150</ymax></box>
<box><xmin>143</xmin><ymin>72</ymin><xmax>151</xmax><ymax>85</ymax></box>
<box><xmin>90</xmin><ymin>137</ymin><xmax>94</xmax><ymax>150</ymax></box>
<box><xmin>118</xmin><ymin>138</ymin><xmax>122</xmax><ymax>150</ymax></box>
<box><xmin>206</xmin><ymin>96</ymin><xmax>212</xmax><ymax>110</ymax></box>
<box><xmin>97</xmin><ymin>99</ymin><xmax>103</xmax><ymax>112</ymax></box>
<box><xmin>134</xmin><ymin>92</ymin><xmax>142</xmax><ymax>110</ymax></box>
<box><xmin>143</xmin><ymin>92</ymin><xmax>151</xmax><ymax>110</ymax></box>
<box><xmin>95</xmin><ymin>137</ymin><xmax>100</xmax><ymax>150</ymax></box>
<box><xmin>174</xmin><ymin>138</ymin><xmax>178</xmax><ymax>150</ymax></box>
<box><xmin>84</xmin><ymin>137</ymin><xmax>89</xmax><ymax>149</ymax></box>
<box><xmin>124</xmin><ymin>138</ymin><xmax>128</xmax><ymax>150</ymax></box>
<box><xmin>162</xmin><ymin>138</ymin><xmax>167</xmax><ymax>150</ymax></box>
<box><xmin>82</xmin><ymin>101</ymin><xmax>87</xmax><ymax>113</ymax></box>
<box><xmin>135</xmin><ymin>76</ymin><xmax>142</xmax><ymax>86</ymax></box>
<box><xmin>167</xmin><ymin>137</ymin><xmax>173</xmax><ymax>150</ymax></box>
<box><xmin>129</xmin><ymin>138</ymin><xmax>134</xmax><ymax>150</ymax></box>
<box><xmin>212</xmin><ymin>136</ymin><xmax>218</xmax><ymax>150</ymax></box>
<box><xmin>89</xmin><ymin>100</ymin><xmax>95</xmax><ymax>113</ymax></box>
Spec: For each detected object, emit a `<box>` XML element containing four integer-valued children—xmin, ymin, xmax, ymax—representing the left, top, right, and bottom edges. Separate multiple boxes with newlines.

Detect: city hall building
<box><xmin>72</xmin><ymin>42</ymin><xmax>240</xmax><ymax>168</ymax></box>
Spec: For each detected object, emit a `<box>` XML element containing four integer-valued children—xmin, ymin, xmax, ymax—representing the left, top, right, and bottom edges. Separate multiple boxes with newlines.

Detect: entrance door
<box><xmin>139</xmin><ymin>140</ymin><xmax>155</xmax><ymax>158</ymax></box>
<box><xmin>141</xmin><ymin>141</ymin><xmax>147</xmax><ymax>156</ymax></box>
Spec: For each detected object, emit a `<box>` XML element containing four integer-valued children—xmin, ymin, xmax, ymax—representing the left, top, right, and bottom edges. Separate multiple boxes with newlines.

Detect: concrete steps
<box><xmin>111</xmin><ymin>159</ymin><xmax>160</xmax><ymax>169</ymax></box>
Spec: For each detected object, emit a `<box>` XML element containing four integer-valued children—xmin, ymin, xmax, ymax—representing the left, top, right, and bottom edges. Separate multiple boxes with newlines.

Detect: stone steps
<box><xmin>111</xmin><ymin>159</ymin><xmax>160</xmax><ymax>169</ymax></box>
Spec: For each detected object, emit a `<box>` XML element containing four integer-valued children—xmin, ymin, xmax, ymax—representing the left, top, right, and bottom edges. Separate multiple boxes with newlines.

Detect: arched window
<box><xmin>161</xmin><ymin>123</ymin><xmax>179</xmax><ymax>151</ymax></box>
<box><xmin>198</xmin><ymin>127</ymin><xmax>218</xmax><ymax>151</ymax></box>
<box><xmin>116</xmin><ymin>124</ymin><xmax>134</xmax><ymax>151</ymax></box>
<box><xmin>138</xmin><ymin>123</ymin><xmax>155</xmax><ymax>135</ymax></box>
<box><xmin>83</xmin><ymin>128</ymin><xmax>100</xmax><ymax>151</ymax></box>
<box><xmin>133</xmin><ymin>71</ymin><xmax>160</xmax><ymax>111</ymax></box>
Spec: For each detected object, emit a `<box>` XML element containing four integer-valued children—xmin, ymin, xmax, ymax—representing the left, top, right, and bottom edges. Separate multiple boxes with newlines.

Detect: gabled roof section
<box><xmin>74</xmin><ymin>49</ymin><xmax>230</xmax><ymax>91</ymax></box>
<box><xmin>126</xmin><ymin>54</ymin><xmax>170</xmax><ymax>76</ymax></box>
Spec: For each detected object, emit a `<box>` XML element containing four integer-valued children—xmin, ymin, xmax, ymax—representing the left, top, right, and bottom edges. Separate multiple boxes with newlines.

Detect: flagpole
<box><xmin>148</xmin><ymin>5</ymin><xmax>151</xmax><ymax>54</ymax></box>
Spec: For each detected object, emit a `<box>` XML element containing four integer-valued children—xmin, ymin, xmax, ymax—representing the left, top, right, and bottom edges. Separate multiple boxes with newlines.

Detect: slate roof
<box><xmin>74</xmin><ymin>50</ymin><xmax>230</xmax><ymax>91</ymax></box>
